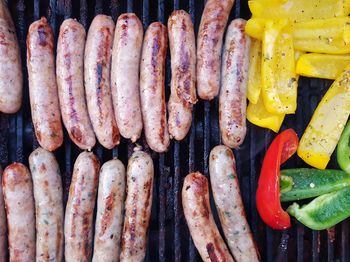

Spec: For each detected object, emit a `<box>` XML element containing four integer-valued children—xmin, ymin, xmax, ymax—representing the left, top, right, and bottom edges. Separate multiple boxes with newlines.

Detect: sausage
<box><xmin>209</xmin><ymin>145</ymin><xmax>260</xmax><ymax>262</ymax></box>
<box><xmin>219</xmin><ymin>19</ymin><xmax>251</xmax><ymax>148</ymax></box>
<box><xmin>64</xmin><ymin>152</ymin><xmax>100</xmax><ymax>262</ymax></box>
<box><xmin>140</xmin><ymin>22</ymin><xmax>170</xmax><ymax>152</ymax></box>
<box><xmin>167</xmin><ymin>10</ymin><xmax>196</xmax><ymax>140</ymax></box>
<box><xmin>93</xmin><ymin>159</ymin><xmax>126</xmax><ymax>262</ymax></box>
<box><xmin>84</xmin><ymin>14</ymin><xmax>120</xmax><ymax>149</ymax></box>
<box><xmin>57</xmin><ymin>19</ymin><xmax>96</xmax><ymax>150</ymax></box>
<box><xmin>27</xmin><ymin>17</ymin><xmax>63</xmax><ymax>151</ymax></box>
<box><xmin>0</xmin><ymin>167</ymin><xmax>7</xmax><ymax>262</ymax></box>
<box><xmin>196</xmin><ymin>0</ymin><xmax>235</xmax><ymax>100</ymax></box>
<box><xmin>2</xmin><ymin>163</ymin><xmax>36</xmax><ymax>261</ymax></box>
<box><xmin>120</xmin><ymin>150</ymin><xmax>154</xmax><ymax>262</ymax></box>
<box><xmin>111</xmin><ymin>13</ymin><xmax>143</xmax><ymax>143</ymax></box>
<box><xmin>0</xmin><ymin>0</ymin><xmax>22</xmax><ymax>113</ymax></box>
<box><xmin>182</xmin><ymin>172</ymin><xmax>234</xmax><ymax>262</ymax></box>
<box><xmin>29</xmin><ymin>147</ymin><xmax>64</xmax><ymax>262</ymax></box>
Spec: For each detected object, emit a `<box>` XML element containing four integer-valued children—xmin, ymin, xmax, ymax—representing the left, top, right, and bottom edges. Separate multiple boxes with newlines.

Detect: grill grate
<box><xmin>2</xmin><ymin>0</ymin><xmax>349</xmax><ymax>261</ymax></box>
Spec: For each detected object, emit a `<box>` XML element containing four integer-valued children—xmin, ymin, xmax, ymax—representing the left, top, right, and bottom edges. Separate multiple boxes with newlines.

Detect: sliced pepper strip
<box><xmin>247</xmin><ymin>39</ymin><xmax>262</xmax><ymax>104</ymax></box>
<box><xmin>256</xmin><ymin>129</ymin><xmax>298</xmax><ymax>230</ymax></box>
<box><xmin>297</xmin><ymin>64</ymin><xmax>350</xmax><ymax>170</ymax></box>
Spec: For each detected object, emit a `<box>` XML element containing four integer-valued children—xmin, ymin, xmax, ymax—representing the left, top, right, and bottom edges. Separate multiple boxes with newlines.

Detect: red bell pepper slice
<box><xmin>256</xmin><ymin>128</ymin><xmax>299</xmax><ymax>230</ymax></box>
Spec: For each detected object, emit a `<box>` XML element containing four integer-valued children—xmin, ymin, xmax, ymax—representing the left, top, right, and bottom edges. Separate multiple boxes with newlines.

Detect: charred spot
<box><xmin>112</xmin><ymin>124</ymin><xmax>120</xmax><ymax>144</ymax></box>
<box><xmin>99</xmin><ymin>193</ymin><xmax>116</xmax><ymax>236</ymax></box>
<box><xmin>71</xmin><ymin>126</ymin><xmax>83</xmax><ymax>143</ymax></box>
<box><xmin>0</xmin><ymin>32</ymin><xmax>9</xmax><ymax>46</ymax></box>
<box><xmin>151</xmin><ymin>34</ymin><xmax>161</xmax><ymax>72</ymax></box>
<box><xmin>37</xmin><ymin>25</ymin><xmax>48</xmax><ymax>46</ymax></box>
<box><xmin>206</xmin><ymin>243</ymin><xmax>219</xmax><ymax>262</ymax></box>
<box><xmin>39</xmin><ymin>163</ymin><xmax>47</xmax><ymax>172</ymax></box>
<box><xmin>96</xmin><ymin>62</ymin><xmax>104</xmax><ymax>126</ymax></box>
<box><xmin>144</xmin><ymin>179</ymin><xmax>152</xmax><ymax>208</ymax></box>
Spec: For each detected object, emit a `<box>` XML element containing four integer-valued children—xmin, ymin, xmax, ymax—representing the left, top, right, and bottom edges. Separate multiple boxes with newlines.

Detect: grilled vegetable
<box><xmin>297</xmin><ymin>64</ymin><xmax>350</xmax><ymax>170</ymax></box>
<box><xmin>247</xmin><ymin>39</ymin><xmax>262</xmax><ymax>104</ymax></box>
<box><xmin>280</xmin><ymin>168</ymin><xmax>350</xmax><ymax>202</ymax></box>
<box><xmin>337</xmin><ymin>120</ymin><xmax>350</xmax><ymax>174</ymax></box>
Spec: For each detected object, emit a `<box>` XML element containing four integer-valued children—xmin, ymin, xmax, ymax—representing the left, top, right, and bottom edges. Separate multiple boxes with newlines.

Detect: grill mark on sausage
<box><xmin>99</xmin><ymin>192</ymin><xmax>116</xmax><ymax>236</ymax></box>
<box><xmin>129</xmin><ymin>191</ymin><xmax>138</xmax><ymax>244</ymax></box>
<box><xmin>0</xmin><ymin>32</ymin><xmax>9</xmax><ymax>46</ymax></box>
<box><xmin>82</xmin><ymin>210</ymin><xmax>92</xmax><ymax>258</ymax></box>
<box><xmin>206</xmin><ymin>243</ymin><xmax>219</xmax><ymax>262</ymax></box>
<box><xmin>70</xmin><ymin>174</ymin><xmax>84</xmax><ymax>238</ymax></box>
<box><xmin>37</xmin><ymin>25</ymin><xmax>48</xmax><ymax>46</ymax></box>
<box><xmin>56</xmin><ymin>221</ymin><xmax>62</xmax><ymax>260</ymax></box>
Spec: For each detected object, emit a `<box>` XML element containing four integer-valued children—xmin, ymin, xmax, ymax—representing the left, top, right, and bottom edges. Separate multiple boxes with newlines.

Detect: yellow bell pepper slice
<box><xmin>245</xmin><ymin>18</ymin><xmax>265</xmax><ymax>40</ymax></box>
<box><xmin>249</xmin><ymin>0</ymin><xmax>350</xmax><ymax>23</ymax></box>
<box><xmin>297</xmin><ymin>64</ymin><xmax>350</xmax><ymax>170</ymax></box>
<box><xmin>247</xmin><ymin>96</ymin><xmax>285</xmax><ymax>133</ymax></box>
<box><xmin>262</xmin><ymin>19</ymin><xmax>297</xmax><ymax>114</ymax></box>
<box><xmin>296</xmin><ymin>53</ymin><xmax>350</xmax><ymax>80</ymax></box>
<box><xmin>247</xmin><ymin>39</ymin><xmax>262</xmax><ymax>104</ymax></box>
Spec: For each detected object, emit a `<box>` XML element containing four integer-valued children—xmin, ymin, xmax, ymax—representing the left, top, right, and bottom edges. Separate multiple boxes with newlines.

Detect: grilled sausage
<box><xmin>29</xmin><ymin>147</ymin><xmax>64</xmax><ymax>262</ymax></box>
<box><xmin>182</xmin><ymin>172</ymin><xmax>234</xmax><ymax>262</ymax></box>
<box><xmin>167</xmin><ymin>10</ymin><xmax>196</xmax><ymax>140</ymax></box>
<box><xmin>2</xmin><ymin>163</ymin><xmax>36</xmax><ymax>261</ymax></box>
<box><xmin>27</xmin><ymin>17</ymin><xmax>63</xmax><ymax>151</ymax></box>
<box><xmin>140</xmin><ymin>22</ymin><xmax>170</xmax><ymax>152</ymax></box>
<box><xmin>0</xmin><ymin>0</ymin><xmax>22</xmax><ymax>113</ymax></box>
<box><xmin>57</xmin><ymin>19</ymin><xmax>96</xmax><ymax>150</ymax></box>
<box><xmin>209</xmin><ymin>145</ymin><xmax>260</xmax><ymax>262</ymax></box>
<box><xmin>197</xmin><ymin>0</ymin><xmax>235</xmax><ymax>100</ymax></box>
<box><xmin>219</xmin><ymin>19</ymin><xmax>251</xmax><ymax>148</ymax></box>
<box><xmin>0</xmin><ymin>167</ymin><xmax>7</xmax><ymax>262</ymax></box>
<box><xmin>93</xmin><ymin>159</ymin><xmax>126</xmax><ymax>262</ymax></box>
<box><xmin>84</xmin><ymin>14</ymin><xmax>120</xmax><ymax>149</ymax></box>
<box><xmin>120</xmin><ymin>150</ymin><xmax>154</xmax><ymax>262</ymax></box>
<box><xmin>111</xmin><ymin>13</ymin><xmax>143</xmax><ymax>143</ymax></box>
<box><xmin>64</xmin><ymin>152</ymin><xmax>100</xmax><ymax>262</ymax></box>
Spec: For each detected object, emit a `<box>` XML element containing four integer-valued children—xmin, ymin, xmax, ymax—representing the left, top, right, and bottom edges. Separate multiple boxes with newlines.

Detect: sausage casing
<box><xmin>64</xmin><ymin>152</ymin><xmax>100</xmax><ymax>262</ymax></box>
<box><xmin>2</xmin><ymin>163</ymin><xmax>36</xmax><ymax>261</ymax></box>
<box><xmin>209</xmin><ymin>145</ymin><xmax>259</xmax><ymax>262</ymax></box>
<box><xmin>140</xmin><ymin>22</ymin><xmax>170</xmax><ymax>152</ymax></box>
<box><xmin>111</xmin><ymin>13</ymin><xmax>143</xmax><ymax>142</ymax></box>
<box><xmin>57</xmin><ymin>19</ymin><xmax>96</xmax><ymax>150</ymax></box>
<box><xmin>0</xmin><ymin>167</ymin><xmax>7</xmax><ymax>262</ymax></box>
<box><xmin>219</xmin><ymin>19</ymin><xmax>251</xmax><ymax>148</ymax></box>
<box><xmin>29</xmin><ymin>147</ymin><xmax>64</xmax><ymax>262</ymax></box>
<box><xmin>196</xmin><ymin>0</ymin><xmax>235</xmax><ymax>100</ymax></box>
<box><xmin>120</xmin><ymin>151</ymin><xmax>154</xmax><ymax>262</ymax></box>
<box><xmin>167</xmin><ymin>10</ymin><xmax>196</xmax><ymax>140</ymax></box>
<box><xmin>0</xmin><ymin>0</ymin><xmax>22</xmax><ymax>113</ymax></box>
<box><xmin>93</xmin><ymin>159</ymin><xmax>126</xmax><ymax>262</ymax></box>
<box><xmin>182</xmin><ymin>172</ymin><xmax>234</xmax><ymax>262</ymax></box>
<box><xmin>84</xmin><ymin>14</ymin><xmax>120</xmax><ymax>149</ymax></box>
<box><xmin>27</xmin><ymin>17</ymin><xmax>63</xmax><ymax>151</ymax></box>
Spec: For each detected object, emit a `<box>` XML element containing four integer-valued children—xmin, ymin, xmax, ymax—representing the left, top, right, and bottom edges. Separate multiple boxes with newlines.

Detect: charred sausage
<box><xmin>0</xmin><ymin>167</ymin><xmax>6</xmax><ymax>262</ymax></box>
<box><xmin>219</xmin><ymin>19</ymin><xmax>251</xmax><ymax>148</ymax></box>
<box><xmin>111</xmin><ymin>13</ymin><xmax>143</xmax><ymax>143</ymax></box>
<box><xmin>57</xmin><ymin>18</ymin><xmax>96</xmax><ymax>150</ymax></box>
<box><xmin>196</xmin><ymin>0</ymin><xmax>235</xmax><ymax>100</ymax></box>
<box><xmin>182</xmin><ymin>172</ymin><xmax>234</xmax><ymax>262</ymax></box>
<box><xmin>120</xmin><ymin>150</ymin><xmax>154</xmax><ymax>262</ymax></box>
<box><xmin>93</xmin><ymin>159</ymin><xmax>126</xmax><ymax>262</ymax></box>
<box><xmin>64</xmin><ymin>152</ymin><xmax>100</xmax><ymax>262</ymax></box>
<box><xmin>27</xmin><ymin>17</ymin><xmax>63</xmax><ymax>151</ymax></box>
<box><xmin>29</xmin><ymin>147</ymin><xmax>64</xmax><ymax>262</ymax></box>
<box><xmin>84</xmin><ymin>14</ymin><xmax>120</xmax><ymax>149</ymax></box>
<box><xmin>140</xmin><ymin>22</ymin><xmax>170</xmax><ymax>152</ymax></box>
<box><xmin>2</xmin><ymin>163</ymin><xmax>36</xmax><ymax>261</ymax></box>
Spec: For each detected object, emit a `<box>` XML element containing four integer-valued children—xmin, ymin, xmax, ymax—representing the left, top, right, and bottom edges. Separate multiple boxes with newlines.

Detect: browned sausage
<box><xmin>0</xmin><ymin>166</ymin><xmax>7</xmax><ymax>262</ymax></box>
<box><xmin>140</xmin><ymin>22</ymin><xmax>170</xmax><ymax>153</ymax></box>
<box><xmin>0</xmin><ymin>0</ymin><xmax>22</xmax><ymax>113</ymax></box>
<box><xmin>196</xmin><ymin>0</ymin><xmax>235</xmax><ymax>100</ymax></box>
<box><xmin>182</xmin><ymin>172</ymin><xmax>234</xmax><ymax>262</ymax></box>
<box><xmin>27</xmin><ymin>17</ymin><xmax>63</xmax><ymax>151</ymax></box>
<box><xmin>2</xmin><ymin>163</ymin><xmax>36</xmax><ymax>261</ymax></box>
<box><xmin>57</xmin><ymin>18</ymin><xmax>96</xmax><ymax>150</ymax></box>
<box><xmin>111</xmin><ymin>13</ymin><xmax>143</xmax><ymax>143</ymax></box>
<box><xmin>84</xmin><ymin>15</ymin><xmax>120</xmax><ymax>149</ymax></box>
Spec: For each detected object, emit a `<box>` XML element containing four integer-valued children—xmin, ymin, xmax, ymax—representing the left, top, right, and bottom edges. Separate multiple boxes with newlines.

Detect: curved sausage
<box><xmin>2</xmin><ymin>163</ymin><xmax>36</xmax><ymax>261</ymax></box>
<box><xmin>0</xmin><ymin>167</ymin><xmax>7</xmax><ymax>262</ymax></box>
<box><xmin>57</xmin><ymin>19</ymin><xmax>96</xmax><ymax>150</ymax></box>
<box><xmin>29</xmin><ymin>147</ymin><xmax>64</xmax><ymax>262</ymax></box>
<box><xmin>209</xmin><ymin>145</ymin><xmax>260</xmax><ymax>262</ymax></box>
<box><xmin>111</xmin><ymin>13</ymin><xmax>143</xmax><ymax>143</ymax></box>
<box><xmin>167</xmin><ymin>10</ymin><xmax>196</xmax><ymax>140</ymax></box>
<box><xmin>27</xmin><ymin>17</ymin><xmax>63</xmax><ymax>151</ymax></box>
<box><xmin>93</xmin><ymin>159</ymin><xmax>126</xmax><ymax>262</ymax></box>
<box><xmin>120</xmin><ymin>150</ymin><xmax>154</xmax><ymax>262</ymax></box>
<box><xmin>84</xmin><ymin>14</ymin><xmax>120</xmax><ymax>149</ymax></box>
<box><xmin>140</xmin><ymin>22</ymin><xmax>170</xmax><ymax>153</ymax></box>
<box><xmin>219</xmin><ymin>19</ymin><xmax>251</xmax><ymax>148</ymax></box>
<box><xmin>182</xmin><ymin>172</ymin><xmax>234</xmax><ymax>262</ymax></box>
<box><xmin>64</xmin><ymin>152</ymin><xmax>100</xmax><ymax>262</ymax></box>
<box><xmin>196</xmin><ymin>0</ymin><xmax>235</xmax><ymax>100</ymax></box>
<box><xmin>0</xmin><ymin>0</ymin><xmax>22</xmax><ymax>113</ymax></box>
